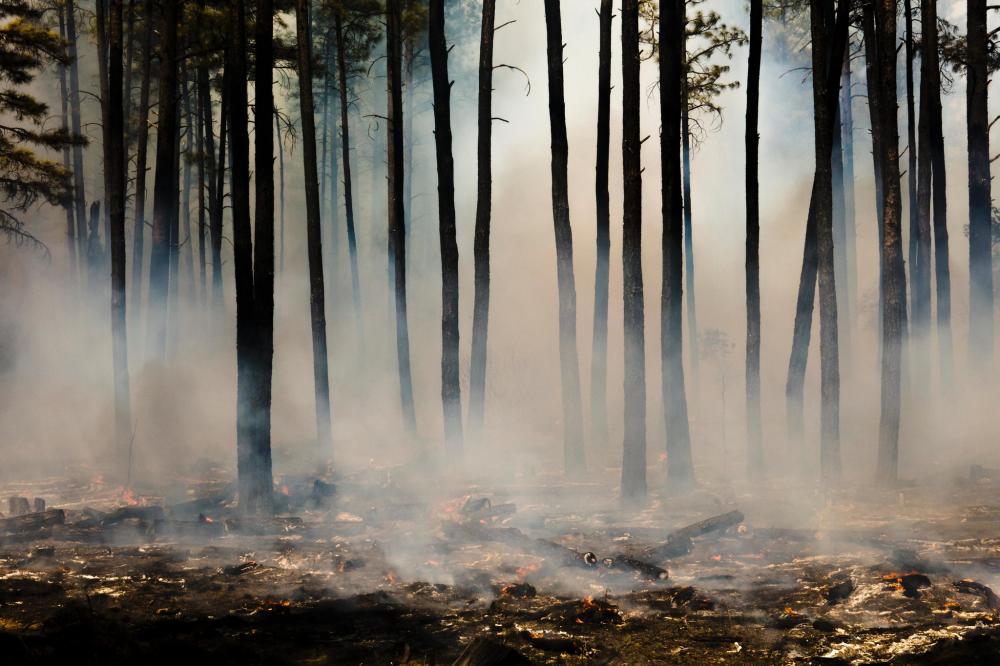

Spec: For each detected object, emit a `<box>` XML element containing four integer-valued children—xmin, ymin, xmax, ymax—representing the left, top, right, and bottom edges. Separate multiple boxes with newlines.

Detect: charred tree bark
<box><xmin>904</xmin><ymin>0</ymin><xmax>918</xmax><ymax>314</ymax></box>
<box><xmin>335</xmin><ymin>11</ymin><xmax>362</xmax><ymax>336</ymax></box>
<box><xmin>147</xmin><ymin>0</ymin><xmax>179</xmax><ymax>360</ymax></box>
<box><xmin>841</xmin><ymin>51</ymin><xmax>857</xmax><ymax>342</ymax></box>
<box><xmin>66</xmin><ymin>0</ymin><xmax>88</xmax><ymax>273</ymax></box>
<box><xmin>57</xmin><ymin>4</ymin><xmax>75</xmax><ymax>274</ymax></box>
<box><xmin>429</xmin><ymin>0</ymin><xmax>462</xmax><ymax>456</ymax></box>
<box><xmin>295</xmin><ymin>0</ymin><xmax>333</xmax><ymax>450</ymax></box>
<box><xmin>862</xmin><ymin>0</ymin><xmax>884</xmax><ymax>353</ymax></box>
<box><xmin>591</xmin><ymin>0</ymin><xmax>612</xmax><ymax>451</ymax></box>
<box><xmin>967</xmin><ymin>0</ymin><xmax>993</xmax><ymax>366</ymax></box>
<box><xmin>681</xmin><ymin>89</ymin><xmax>699</xmax><ymax>390</ymax></box>
<box><xmin>913</xmin><ymin>0</ymin><xmax>933</xmax><ymax>378</ymax></box>
<box><xmin>96</xmin><ymin>0</ymin><xmax>111</xmax><ymax>271</ymax></box>
<box><xmin>212</xmin><ymin>68</ymin><xmax>227</xmax><ymax>309</ymax></box>
<box><xmin>387</xmin><ymin>0</ymin><xmax>417</xmax><ymax>435</ymax></box>
<box><xmin>621</xmin><ymin>0</ymin><xmax>646</xmax><ymax>501</ymax></box>
<box><xmin>108</xmin><ymin>0</ymin><xmax>132</xmax><ymax>465</ymax></box>
<box><xmin>130</xmin><ymin>0</ymin><xmax>153</xmax><ymax>315</ymax></box>
<box><xmin>543</xmin><ymin>0</ymin><xmax>585</xmax><ymax>474</ymax></box>
<box><xmin>276</xmin><ymin>108</ymin><xmax>285</xmax><ymax>274</ymax></box>
<box><xmin>745</xmin><ymin>0</ymin><xmax>762</xmax><ymax>477</ymax></box>
<box><xmin>660</xmin><ymin>0</ymin><xmax>693</xmax><ymax>487</ymax></box>
<box><xmin>468</xmin><ymin>0</ymin><xmax>495</xmax><ymax>443</ymax></box>
<box><xmin>181</xmin><ymin>70</ymin><xmax>195</xmax><ymax>302</ymax></box>
<box><xmin>875</xmin><ymin>0</ymin><xmax>907</xmax><ymax>484</ymax></box>
<box><xmin>196</xmin><ymin>69</ymin><xmax>207</xmax><ymax>303</ymax></box>
<box><xmin>403</xmin><ymin>29</ymin><xmax>414</xmax><ymax>274</ymax></box>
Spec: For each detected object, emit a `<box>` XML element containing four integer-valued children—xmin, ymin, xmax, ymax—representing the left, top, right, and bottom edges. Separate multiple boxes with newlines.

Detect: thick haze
<box><xmin>0</xmin><ymin>0</ymin><xmax>997</xmax><ymax>488</ymax></box>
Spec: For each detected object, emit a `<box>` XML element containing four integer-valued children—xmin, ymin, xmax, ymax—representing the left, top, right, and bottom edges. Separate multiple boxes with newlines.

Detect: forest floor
<box><xmin>2</xmin><ymin>459</ymin><xmax>1000</xmax><ymax>664</ymax></box>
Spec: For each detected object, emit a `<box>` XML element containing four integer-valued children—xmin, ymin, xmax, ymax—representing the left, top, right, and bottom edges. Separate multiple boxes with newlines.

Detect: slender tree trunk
<box><xmin>169</xmin><ymin>79</ymin><xmax>182</xmax><ymax>328</ymax></box>
<box><xmin>925</xmin><ymin>0</ymin><xmax>952</xmax><ymax>389</ymax></box>
<box><xmin>296</xmin><ymin>0</ymin><xmax>333</xmax><ymax>449</ymax></box>
<box><xmin>786</xmin><ymin>183</ymin><xmax>818</xmax><ymax>450</ymax></box>
<box><xmin>468</xmin><ymin>0</ymin><xmax>495</xmax><ymax>442</ymax></box>
<box><xmin>212</xmin><ymin>68</ymin><xmax>227</xmax><ymax>309</ymax></box>
<box><xmin>66</xmin><ymin>0</ymin><xmax>88</xmax><ymax>274</ymax></box>
<box><xmin>131</xmin><ymin>0</ymin><xmax>153</xmax><ymax>316</ymax></box>
<box><xmin>904</xmin><ymin>0</ymin><xmax>918</xmax><ymax>314</ymax></box>
<box><xmin>403</xmin><ymin>30</ymin><xmax>414</xmax><ymax>274</ymax></box>
<box><xmin>967</xmin><ymin>0</ymin><xmax>993</xmax><ymax>365</ymax></box>
<box><xmin>681</xmin><ymin>89</ymin><xmax>700</xmax><ymax>389</ymax></box>
<box><xmin>123</xmin><ymin>0</ymin><xmax>135</xmax><ymax>138</ymax></box>
<box><xmin>621</xmin><ymin>0</ymin><xmax>646</xmax><ymax>501</ymax></box>
<box><xmin>746</xmin><ymin>0</ymin><xmax>763</xmax><ymax>477</ymax></box>
<box><xmin>543</xmin><ymin>0</ymin><xmax>585</xmax><ymax>474</ymax></box>
<box><xmin>841</xmin><ymin>51</ymin><xmax>857</xmax><ymax>341</ymax></box>
<box><xmin>862</xmin><ymin>0</ymin><xmax>885</xmax><ymax>355</ymax></box>
<box><xmin>196</xmin><ymin>68</ymin><xmax>207</xmax><ymax>304</ymax></box>
<box><xmin>57</xmin><ymin>4</ymin><xmax>76</xmax><ymax>275</ymax></box>
<box><xmin>429</xmin><ymin>0</ymin><xmax>462</xmax><ymax>456</ymax></box>
<box><xmin>913</xmin><ymin>0</ymin><xmax>933</xmax><ymax>381</ymax></box>
<box><xmin>108</xmin><ymin>0</ymin><xmax>131</xmax><ymax>464</ymax></box>
<box><xmin>146</xmin><ymin>0</ymin><xmax>179</xmax><ymax>360</ymax></box>
<box><xmin>590</xmin><ymin>0</ymin><xmax>612</xmax><ymax>451</ymax></box>
<box><xmin>335</xmin><ymin>11</ymin><xmax>362</xmax><ymax>335</ymax></box>
<box><xmin>831</xmin><ymin>80</ymin><xmax>849</xmax><ymax>364</ymax></box>
<box><xmin>96</xmin><ymin>0</ymin><xmax>111</xmax><ymax>270</ymax></box>
<box><xmin>387</xmin><ymin>0</ymin><xmax>417</xmax><ymax>435</ymax></box>
<box><xmin>276</xmin><ymin>108</ymin><xmax>286</xmax><ymax>275</ymax></box>
<box><xmin>327</xmin><ymin>63</ymin><xmax>340</xmax><ymax>304</ymax></box>
<box><xmin>875</xmin><ymin>0</ymin><xmax>907</xmax><ymax>484</ymax></box>
<box><xmin>811</xmin><ymin>0</ymin><xmax>845</xmax><ymax>481</ymax></box>
<box><xmin>182</xmin><ymin>70</ymin><xmax>195</xmax><ymax>303</ymax></box>
<box><xmin>660</xmin><ymin>0</ymin><xmax>692</xmax><ymax>487</ymax></box>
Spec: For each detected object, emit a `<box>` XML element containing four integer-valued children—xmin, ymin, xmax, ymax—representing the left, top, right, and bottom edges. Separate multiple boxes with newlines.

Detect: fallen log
<box><xmin>644</xmin><ymin>510</ymin><xmax>744</xmax><ymax>560</ymax></box>
<box><xmin>954</xmin><ymin>579</ymin><xmax>1000</xmax><ymax>610</ymax></box>
<box><xmin>101</xmin><ymin>505</ymin><xmax>165</xmax><ymax>526</ymax></box>
<box><xmin>0</xmin><ymin>509</ymin><xmax>65</xmax><ymax>534</ymax></box>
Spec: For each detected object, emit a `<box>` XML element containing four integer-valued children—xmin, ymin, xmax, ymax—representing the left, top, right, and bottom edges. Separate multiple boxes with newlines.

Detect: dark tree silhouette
<box><xmin>130</xmin><ymin>0</ymin><xmax>152</xmax><ymax>314</ymax></box>
<box><xmin>745</xmin><ymin>0</ymin><xmax>762</xmax><ymax>477</ymax></box>
<box><xmin>334</xmin><ymin>8</ymin><xmax>362</xmax><ymax>335</ymax></box>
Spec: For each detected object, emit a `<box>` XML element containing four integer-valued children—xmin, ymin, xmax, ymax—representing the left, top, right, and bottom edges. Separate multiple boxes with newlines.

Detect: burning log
<box><xmin>0</xmin><ymin>508</ymin><xmax>65</xmax><ymax>534</ymax></box>
<box><xmin>602</xmin><ymin>554</ymin><xmax>669</xmax><ymax>581</ymax></box>
<box><xmin>954</xmin><ymin>579</ymin><xmax>1000</xmax><ymax>610</ymax></box>
<box><xmin>644</xmin><ymin>510</ymin><xmax>744</xmax><ymax>560</ymax></box>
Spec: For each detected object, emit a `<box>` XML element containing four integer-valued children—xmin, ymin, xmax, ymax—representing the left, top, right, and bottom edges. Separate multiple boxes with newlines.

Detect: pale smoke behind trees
<box><xmin>0</xmin><ymin>0</ymin><xmax>997</xmax><ymax>484</ymax></box>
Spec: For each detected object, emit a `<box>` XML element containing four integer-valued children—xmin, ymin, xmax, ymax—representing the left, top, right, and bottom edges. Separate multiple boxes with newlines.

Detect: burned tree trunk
<box><xmin>96</xmin><ymin>0</ymin><xmax>111</xmax><ymax>272</ymax></box>
<box><xmin>904</xmin><ymin>0</ymin><xmax>918</xmax><ymax>316</ymax></box>
<box><xmin>543</xmin><ymin>0</ymin><xmax>585</xmax><ymax>474</ymax></box>
<box><xmin>786</xmin><ymin>184</ymin><xmax>818</xmax><ymax>451</ymax></box>
<box><xmin>862</xmin><ymin>0</ymin><xmax>884</xmax><ymax>354</ymax></box>
<box><xmin>130</xmin><ymin>0</ymin><xmax>153</xmax><ymax>315</ymax></box>
<box><xmin>335</xmin><ymin>11</ymin><xmax>362</xmax><ymax>334</ymax></box>
<box><xmin>147</xmin><ymin>0</ymin><xmax>179</xmax><ymax>360</ymax></box>
<box><xmin>590</xmin><ymin>0</ymin><xmax>612</xmax><ymax>451</ymax></box>
<box><xmin>212</xmin><ymin>68</ymin><xmax>227</xmax><ymax>310</ymax></box>
<box><xmin>428</xmin><ymin>0</ymin><xmax>462</xmax><ymax>456</ymax></box>
<box><xmin>912</xmin><ymin>0</ymin><xmax>933</xmax><ymax>378</ymax></box>
<box><xmin>387</xmin><ymin>0</ymin><xmax>416</xmax><ymax>435</ymax></box>
<box><xmin>746</xmin><ymin>0</ymin><xmax>762</xmax><ymax>477</ymax></box>
<box><xmin>681</xmin><ymin>88</ymin><xmax>700</xmax><ymax>389</ymax></box>
<box><xmin>841</xmin><ymin>51</ymin><xmax>857</xmax><ymax>342</ymax></box>
<box><xmin>468</xmin><ymin>0</ymin><xmax>495</xmax><ymax>443</ymax></box>
<box><xmin>181</xmin><ymin>70</ymin><xmax>195</xmax><ymax>302</ymax></box>
<box><xmin>196</xmin><ymin>70</ymin><xmax>207</xmax><ymax>303</ymax></box>
<box><xmin>295</xmin><ymin>0</ymin><xmax>333</xmax><ymax>450</ymax></box>
<box><xmin>66</xmin><ymin>0</ymin><xmax>88</xmax><ymax>273</ymax></box>
<box><xmin>967</xmin><ymin>0</ymin><xmax>993</xmax><ymax>366</ymax></box>
<box><xmin>276</xmin><ymin>108</ymin><xmax>285</xmax><ymax>275</ymax></box>
<box><xmin>874</xmin><ymin>0</ymin><xmax>907</xmax><ymax>484</ymax></box>
<box><xmin>57</xmin><ymin>4</ymin><xmax>75</xmax><ymax>274</ymax></box>
<box><xmin>621</xmin><ymin>0</ymin><xmax>646</xmax><ymax>501</ymax></box>
<box><xmin>108</xmin><ymin>0</ymin><xmax>132</xmax><ymax>464</ymax></box>
<box><xmin>660</xmin><ymin>0</ymin><xmax>693</xmax><ymax>487</ymax></box>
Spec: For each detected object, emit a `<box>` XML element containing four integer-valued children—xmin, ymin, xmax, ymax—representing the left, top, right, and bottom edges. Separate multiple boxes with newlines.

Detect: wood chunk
<box><xmin>0</xmin><ymin>509</ymin><xmax>65</xmax><ymax>534</ymax></box>
<box><xmin>644</xmin><ymin>510</ymin><xmax>744</xmax><ymax>560</ymax></box>
<box><xmin>826</xmin><ymin>578</ymin><xmax>855</xmax><ymax>604</ymax></box>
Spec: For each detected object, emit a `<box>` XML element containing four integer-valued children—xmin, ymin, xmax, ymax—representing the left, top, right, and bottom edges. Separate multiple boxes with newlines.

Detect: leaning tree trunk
<box><xmin>875</xmin><ymin>0</ymin><xmax>907</xmax><ymax>484</ymax></box>
<box><xmin>468</xmin><ymin>0</ymin><xmax>495</xmax><ymax>443</ymax></box>
<box><xmin>661</xmin><ymin>0</ymin><xmax>693</xmax><ymax>487</ymax></box>
<box><xmin>745</xmin><ymin>0</ymin><xmax>763</xmax><ymax>478</ymax></box>
<box><xmin>295</xmin><ymin>0</ymin><xmax>333</xmax><ymax>450</ymax></box>
<box><xmin>386</xmin><ymin>0</ymin><xmax>417</xmax><ymax>435</ymax></box>
<box><xmin>621</xmin><ymin>0</ymin><xmax>647</xmax><ymax>501</ymax></box>
<box><xmin>108</xmin><ymin>0</ymin><xmax>132</xmax><ymax>467</ymax></box>
<box><xmin>146</xmin><ymin>0</ymin><xmax>179</xmax><ymax>360</ymax></box>
<box><xmin>967</xmin><ymin>0</ymin><xmax>993</xmax><ymax>366</ymax></box>
<box><xmin>57</xmin><ymin>4</ymin><xmax>76</xmax><ymax>274</ymax></box>
<box><xmin>590</xmin><ymin>0</ymin><xmax>612</xmax><ymax>451</ymax></box>
<box><xmin>925</xmin><ymin>0</ymin><xmax>952</xmax><ymax>389</ymax></box>
<box><xmin>904</xmin><ymin>0</ymin><xmax>918</xmax><ymax>318</ymax></box>
<box><xmin>810</xmin><ymin>0</ymin><xmax>845</xmax><ymax>481</ymax></box>
<box><xmin>66</xmin><ymin>0</ymin><xmax>88</xmax><ymax>274</ymax></box>
<box><xmin>335</xmin><ymin>11</ymin><xmax>363</xmax><ymax>337</ymax></box>
<box><xmin>543</xmin><ymin>0</ymin><xmax>585</xmax><ymax>474</ymax></box>
<box><xmin>429</xmin><ymin>0</ymin><xmax>462</xmax><ymax>456</ymax></box>
<box><xmin>130</xmin><ymin>0</ymin><xmax>153</xmax><ymax>315</ymax></box>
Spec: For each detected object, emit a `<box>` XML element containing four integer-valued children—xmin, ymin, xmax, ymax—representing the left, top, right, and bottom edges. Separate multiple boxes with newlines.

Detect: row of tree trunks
<box><xmin>428</xmin><ymin>0</ymin><xmax>462</xmax><ymax>457</ymax></box>
<box><xmin>468</xmin><ymin>0</ymin><xmax>495</xmax><ymax>445</ymax></box>
<box><xmin>543</xmin><ymin>0</ymin><xmax>585</xmax><ymax>475</ymax></box>
<box><xmin>660</xmin><ymin>0</ymin><xmax>693</xmax><ymax>488</ymax></box>
<box><xmin>621</xmin><ymin>0</ymin><xmax>646</xmax><ymax>501</ymax></box>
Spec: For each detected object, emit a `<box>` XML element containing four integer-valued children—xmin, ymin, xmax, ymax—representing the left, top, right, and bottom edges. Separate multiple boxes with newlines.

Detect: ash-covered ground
<box><xmin>3</xmin><ymin>460</ymin><xmax>1000</xmax><ymax>664</ymax></box>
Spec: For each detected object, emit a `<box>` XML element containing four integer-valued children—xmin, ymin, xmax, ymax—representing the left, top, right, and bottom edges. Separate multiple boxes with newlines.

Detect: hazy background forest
<box><xmin>0</xmin><ymin>0</ymin><xmax>993</xmax><ymax>488</ymax></box>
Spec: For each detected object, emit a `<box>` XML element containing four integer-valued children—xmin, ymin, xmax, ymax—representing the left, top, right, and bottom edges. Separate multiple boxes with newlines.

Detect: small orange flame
<box><xmin>516</xmin><ymin>562</ymin><xmax>541</xmax><ymax>579</ymax></box>
<box><xmin>710</xmin><ymin>554</ymin><xmax>722</xmax><ymax>562</ymax></box>
<box><xmin>120</xmin><ymin>487</ymin><xmax>139</xmax><ymax>506</ymax></box>
<box><xmin>280</xmin><ymin>485</ymin><xmax>289</xmax><ymax>496</ymax></box>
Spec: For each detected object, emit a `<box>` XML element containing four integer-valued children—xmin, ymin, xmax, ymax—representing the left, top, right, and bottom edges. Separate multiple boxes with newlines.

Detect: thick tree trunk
<box><xmin>660</xmin><ymin>0</ymin><xmax>693</xmax><ymax>487</ymax></box>
<box><xmin>811</xmin><ymin>0</ymin><xmax>841</xmax><ymax>481</ymax></box>
<box><xmin>108</xmin><ymin>0</ymin><xmax>132</xmax><ymax>466</ymax></box>
<box><xmin>66</xmin><ymin>0</ymin><xmax>88</xmax><ymax>274</ymax></box>
<box><xmin>468</xmin><ymin>0</ymin><xmax>495</xmax><ymax>442</ymax></box>
<box><xmin>146</xmin><ymin>0</ymin><xmax>179</xmax><ymax>360</ymax></box>
<box><xmin>335</xmin><ymin>12</ymin><xmax>362</xmax><ymax>335</ymax></box>
<box><xmin>967</xmin><ymin>0</ymin><xmax>993</xmax><ymax>365</ymax></box>
<box><xmin>875</xmin><ymin>0</ymin><xmax>907</xmax><ymax>484</ymax></box>
<box><xmin>295</xmin><ymin>0</ymin><xmax>333</xmax><ymax>449</ymax></box>
<box><xmin>590</xmin><ymin>0</ymin><xmax>612</xmax><ymax>451</ymax></box>
<box><xmin>543</xmin><ymin>0</ymin><xmax>585</xmax><ymax>474</ymax></box>
<box><xmin>925</xmin><ymin>0</ymin><xmax>952</xmax><ymax>389</ymax></box>
<box><xmin>130</xmin><ymin>0</ymin><xmax>153</xmax><ymax>315</ymax></box>
<box><xmin>387</xmin><ymin>0</ymin><xmax>417</xmax><ymax>435</ymax></box>
<box><xmin>745</xmin><ymin>0</ymin><xmax>762</xmax><ymax>477</ymax></box>
<box><xmin>57</xmin><ymin>4</ymin><xmax>75</xmax><ymax>274</ymax></box>
<box><xmin>904</xmin><ymin>0</ymin><xmax>918</xmax><ymax>315</ymax></box>
<box><xmin>621</xmin><ymin>0</ymin><xmax>646</xmax><ymax>501</ymax></box>
<box><xmin>429</xmin><ymin>0</ymin><xmax>462</xmax><ymax>456</ymax></box>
